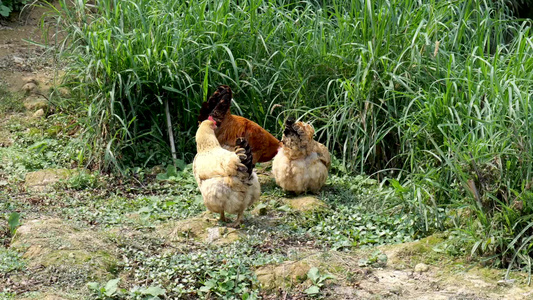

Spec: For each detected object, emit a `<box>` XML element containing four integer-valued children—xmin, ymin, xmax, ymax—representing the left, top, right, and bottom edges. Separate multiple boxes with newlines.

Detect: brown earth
<box><xmin>0</xmin><ymin>2</ymin><xmax>62</xmax><ymax>94</ymax></box>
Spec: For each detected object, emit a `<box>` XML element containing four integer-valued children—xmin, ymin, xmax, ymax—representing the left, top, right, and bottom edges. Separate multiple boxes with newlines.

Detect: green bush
<box><xmin>0</xmin><ymin>0</ymin><xmax>29</xmax><ymax>17</ymax></box>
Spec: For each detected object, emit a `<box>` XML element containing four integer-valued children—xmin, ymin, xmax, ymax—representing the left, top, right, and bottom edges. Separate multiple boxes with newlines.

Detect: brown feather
<box><xmin>197</xmin><ymin>85</ymin><xmax>280</xmax><ymax>164</ymax></box>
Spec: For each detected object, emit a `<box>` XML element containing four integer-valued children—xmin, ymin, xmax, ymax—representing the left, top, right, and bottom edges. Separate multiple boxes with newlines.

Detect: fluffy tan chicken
<box><xmin>193</xmin><ymin>117</ymin><xmax>260</xmax><ymax>227</ymax></box>
<box><xmin>272</xmin><ymin>118</ymin><xmax>331</xmax><ymax>194</ymax></box>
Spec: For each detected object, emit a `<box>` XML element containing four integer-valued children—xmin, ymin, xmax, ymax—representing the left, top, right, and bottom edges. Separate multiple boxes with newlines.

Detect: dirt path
<box><xmin>0</xmin><ymin>3</ymin><xmax>60</xmax><ymax>94</ymax></box>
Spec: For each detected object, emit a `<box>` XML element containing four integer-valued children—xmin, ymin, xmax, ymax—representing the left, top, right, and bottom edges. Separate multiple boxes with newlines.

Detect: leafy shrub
<box><xmin>0</xmin><ymin>0</ymin><xmax>28</xmax><ymax>17</ymax></box>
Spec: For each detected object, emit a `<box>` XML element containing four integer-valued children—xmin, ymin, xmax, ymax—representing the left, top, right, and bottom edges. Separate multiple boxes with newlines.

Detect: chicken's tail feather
<box><xmin>197</xmin><ymin>101</ymin><xmax>213</xmax><ymax>123</ymax></box>
<box><xmin>210</xmin><ymin>86</ymin><xmax>232</xmax><ymax>123</ymax></box>
<box><xmin>283</xmin><ymin>117</ymin><xmax>299</xmax><ymax>137</ymax></box>
<box><xmin>235</xmin><ymin>137</ymin><xmax>254</xmax><ymax>178</ymax></box>
<box><xmin>197</xmin><ymin>85</ymin><xmax>231</xmax><ymax>123</ymax></box>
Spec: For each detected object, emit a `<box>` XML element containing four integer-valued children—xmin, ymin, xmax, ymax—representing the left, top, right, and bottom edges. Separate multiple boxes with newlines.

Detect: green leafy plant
<box><xmin>304</xmin><ymin>267</ymin><xmax>335</xmax><ymax>296</ymax></box>
<box><xmin>88</xmin><ymin>278</ymin><xmax>166</xmax><ymax>300</ymax></box>
<box><xmin>0</xmin><ymin>248</ymin><xmax>25</xmax><ymax>274</ymax></box>
<box><xmin>155</xmin><ymin>161</ymin><xmax>186</xmax><ymax>181</ymax></box>
<box><xmin>65</xmin><ymin>171</ymin><xmax>99</xmax><ymax>190</ymax></box>
<box><xmin>0</xmin><ymin>0</ymin><xmax>28</xmax><ymax>17</ymax></box>
<box><xmin>7</xmin><ymin>212</ymin><xmax>20</xmax><ymax>236</ymax></box>
<box><xmin>87</xmin><ymin>278</ymin><xmax>123</xmax><ymax>299</ymax></box>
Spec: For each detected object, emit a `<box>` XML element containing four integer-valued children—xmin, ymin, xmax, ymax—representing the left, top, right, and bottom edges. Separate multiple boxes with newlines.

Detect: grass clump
<box><xmin>0</xmin><ymin>85</ymin><xmax>24</xmax><ymax>114</ymax></box>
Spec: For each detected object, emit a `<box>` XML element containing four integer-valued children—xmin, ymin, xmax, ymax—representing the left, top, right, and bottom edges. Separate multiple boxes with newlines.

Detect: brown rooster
<box><xmin>197</xmin><ymin>85</ymin><xmax>280</xmax><ymax>164</ymax></box>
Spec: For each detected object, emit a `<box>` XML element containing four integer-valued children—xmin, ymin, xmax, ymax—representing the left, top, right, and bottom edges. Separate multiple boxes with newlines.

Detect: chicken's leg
<box><xmin>219</xmin><ymin>211</ymin><xmax>228</xmax><ymax>223</ymax></box>
<box><xmin>228</xmin><ymin>212</ymin><xmax>243</xmax><ymax>228</ymax></box>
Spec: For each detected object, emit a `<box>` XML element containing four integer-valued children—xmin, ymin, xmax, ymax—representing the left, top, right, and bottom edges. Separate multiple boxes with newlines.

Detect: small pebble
<box><xmin>414</xmin><ymin>263</ymin><xmax>429</xmax><ymax>273</ymax></box>
<box><xmin>32</xmin><ymin>109</ymin><xmax>44</xmax><ymax>118</ymax></box>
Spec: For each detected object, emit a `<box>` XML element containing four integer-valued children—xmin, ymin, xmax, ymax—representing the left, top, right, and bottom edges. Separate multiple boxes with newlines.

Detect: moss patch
<box><xmin>24</xmin><ymin>169</ymin><xmax>73</xmax><ymax>192</ymax></box>
<box><xmin>282</xmin><ymin>196</ymin><xmax>327</xmax><ymax>212</ymax></box>
<box><xmin>10</xmin><ymin>218</ymin><xmax>118</xmax><ymax>284</ymax></box>
<box><xmin>380</xmin><ymin>234</ymin><xmax>446</xmax><ymax>269</ymax></box>
<box><xmin>156</xmin><ymin>214</ymin><xmax>242</xmax><ymax>245</ymax></box>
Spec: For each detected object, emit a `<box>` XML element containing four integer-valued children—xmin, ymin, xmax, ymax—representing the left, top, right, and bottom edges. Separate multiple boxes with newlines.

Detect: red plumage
<box><xmin>198</xmin><ymin>85</ymin><xmax>280</xmax><ymax>164</ymax></box>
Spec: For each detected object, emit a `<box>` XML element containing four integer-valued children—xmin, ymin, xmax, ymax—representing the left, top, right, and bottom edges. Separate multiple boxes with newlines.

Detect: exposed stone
<box><xmin>158</xmin><ymin>216</ymin><xmax>241</xmax><ymax>245</ymax></box>
<box><xmin>22</xmin><ymin>81</ymin><xmax>38</xmax><ymax>95</ymax></box>
<box><xmin>10</xmin><ymin>218</ymin><xmax>118</xmax><ymax>282</ymax></box>
<box><xmin>32</xmin><ymin>108</ymin><xmax>45</xmax><ymax>118</ymax></box>
<box><xmin>282</xmin><ymin>196</ymin><xmax>327</xmax><ymax>212</ymax></box>
<box><xmin>13</xmin><ymin>55</ymin><xmax>24</xmax><ymax>64</ymax></box>
<box><xmin>24</xmin><ymin>169</ymin><xmax>72</xmax><ymax>192</ymax></box>
<box><xmin>380</xmin><ymin>235</ymin><xmax>444</xmax><ymax>269</ymax></box>
<box><xmin>255</xmin><ymin>260</ymin><xmax>311</xmax><ymax>290</ymax></box>
<box><xmin>415</xmin><ymin>263</ymin><xmax>429</xmax><ymax>273</ymax></box>
<box><xmin>23</xmin><ymin>95</ymin><xmax>48</xmax><ymax>111</ymax></box>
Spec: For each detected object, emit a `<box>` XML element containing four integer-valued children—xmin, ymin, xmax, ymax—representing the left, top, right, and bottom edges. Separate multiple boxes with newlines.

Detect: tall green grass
<box><xmin>47</xmin><ymin>0</ymin><xmax>533</xmax><ymax>275</ymax></box>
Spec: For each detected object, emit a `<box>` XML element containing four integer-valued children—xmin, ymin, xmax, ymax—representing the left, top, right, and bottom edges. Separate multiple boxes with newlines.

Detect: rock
<box><xmin>255</xmin><ymin>260</ymin><xmax>311</xmax><ymax>290</ymax></box>
<box><xmin>22</xmin><ymin>82</ymin><xmax>38</xmax><ymax>95</ymax></box>
<box><xmin>158</xmin><ymin>216</ymin><xmax>241</xmax><ymax>245</ymax></box>
<box><xmin>380</xmin><ymin>235</ymin><xmax>444</xmax><ymax>269</ymax></box>
<box><xmin>32</xmin><ymin>108</ymin><xmax>45</xmax><ymax>118</ymax></box>
<box><xmin>13</xmin><ymin>55</ymin><xmax>24</xmax><ymax>64</ymax></box>
<box><xmin>10</xmin><ymin>218</ymin><xmax>118</xmax><ymax>283</ymax></box>
<box><xmin>23</xmin><ymin>95</ymin><xmax>48</xmax><ymax>111</ymax></box>
<box><xmin>414</xmin><ymin>263</ymin><xmax>429</xmax><ymax>273</ymax></box>
<box><xmin>282</xmin><ymin>196</ymin><xmax>327</xmax><ymax>212</ymax></box>
<box><xmin>24</xmin><ymin>169</ymin><xmax>72</xmax><ymax>192</ymax></box>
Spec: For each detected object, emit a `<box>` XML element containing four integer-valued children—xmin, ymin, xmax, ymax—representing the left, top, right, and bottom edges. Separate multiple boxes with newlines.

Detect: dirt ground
<box><xmin>0</xmin><ymin>2</ymin><xmax>61</xmax><ymax>94</ymax></box>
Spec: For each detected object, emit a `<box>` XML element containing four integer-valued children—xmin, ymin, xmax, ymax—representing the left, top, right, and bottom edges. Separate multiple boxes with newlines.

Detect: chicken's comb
<box><xmin>208</xmin><ymin>115</ymin><xmax>214</xmax><ymax>122</ymax></box>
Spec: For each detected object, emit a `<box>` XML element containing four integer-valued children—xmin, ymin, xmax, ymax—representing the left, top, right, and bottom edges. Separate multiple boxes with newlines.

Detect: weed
<box><xmin>304</xmin><ymin>267</ymin><xmax>335</xmax><ymax>297</ymax></box>
<box><xmin>0</xmin><ymin>85</ymin><xmax>24</xmax><ymax>114</ymax></box>
<box><xmin>0</xmin><ymin>248</ymin><xmax>25</xmax><ymax>274</ymax></box>
<box><xmin>357</xmin><ymin>251</ymin><xmax>388</xmax><ymax>268</ymax></box>
<box><xmin>7</xmin><ymin>212</ymin><xmax>20</xmax><ymax>236</ymax></box>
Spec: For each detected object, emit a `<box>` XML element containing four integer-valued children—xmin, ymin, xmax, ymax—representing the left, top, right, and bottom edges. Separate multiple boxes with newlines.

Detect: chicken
<box><xmin>193</xmin><ymin>117</ymin><xmax>260</xmax><ymax>227</ymax></box>
<box><xmin>272</xmin><ymin>118</ymin><xmax>331</xmax><ymax>194</ymax></box>
<box><xmin>198</xmin><ymin>85</ymin><xmax>280</xmax><ymax>164</ymax></box>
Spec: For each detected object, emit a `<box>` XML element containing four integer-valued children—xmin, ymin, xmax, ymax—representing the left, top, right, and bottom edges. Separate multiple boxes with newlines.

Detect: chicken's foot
<box><xmin>228</xmin><ymin>213</ymin><xmax>243</xmax><ymax>228</ymax></box>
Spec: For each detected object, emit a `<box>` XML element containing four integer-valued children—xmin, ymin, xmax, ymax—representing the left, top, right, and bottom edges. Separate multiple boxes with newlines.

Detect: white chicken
<box><xmin>272</xmin><ymin>118</ymin><xmax>331</xmax><ymax>194</ymax></box>
<box><xmin>193</xmin><ymin>117</ymin><xmax>260</xmax><ymax>227</ymax></box>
